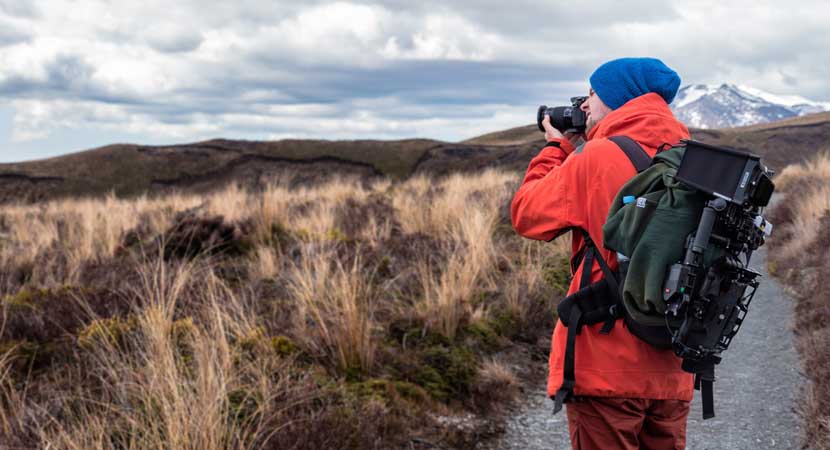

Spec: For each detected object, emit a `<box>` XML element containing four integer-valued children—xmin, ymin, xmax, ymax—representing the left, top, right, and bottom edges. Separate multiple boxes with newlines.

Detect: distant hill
<box><xmin>1</xmin><ymin>112</ymin><xmax>828</xmax><ymax>203</ymax></box>
<box><xmin>462</xmin><ymin>124</ymin><xmax>542</xmax><ymax>146</ymax></box>
<box><xmin>0</xmin><ymin>138</ymin><xmax>542</xmax><ymax>203</ymax></box>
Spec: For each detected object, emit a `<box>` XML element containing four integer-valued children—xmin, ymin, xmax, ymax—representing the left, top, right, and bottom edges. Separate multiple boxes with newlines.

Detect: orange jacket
<box><xmin>511</xmin><ymin>93</ymin><xmax>695</xmax><ymax>400</ymax></box>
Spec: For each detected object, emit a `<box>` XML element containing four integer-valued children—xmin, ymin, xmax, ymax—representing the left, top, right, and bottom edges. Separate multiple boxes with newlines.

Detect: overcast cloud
<box><xmin>0</xmin><ymin>0</ymin><xmax>828</xmax><ymax>162</ymax></box>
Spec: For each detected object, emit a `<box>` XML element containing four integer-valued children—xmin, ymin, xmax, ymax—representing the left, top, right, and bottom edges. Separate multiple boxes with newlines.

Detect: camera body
<box><xmin>537</xmin><ymin>96</ymin><xmax>588</xmax><ymax>134</ymax></box>
<box><xmin>675</xmin><ymin>140</ymin><xmax>774</xmax><ymax>208</ymax></box>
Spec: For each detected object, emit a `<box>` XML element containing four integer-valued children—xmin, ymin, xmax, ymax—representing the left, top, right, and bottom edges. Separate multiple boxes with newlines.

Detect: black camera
<box><xmin>675</xmin><ymin>140</ymin><xmax>775</xmax><ymax>208</ymax></box>
<box><xmin>537</xmin><ymin>96</ymin><xmax>588</xmax><ymax>134</ymax></box>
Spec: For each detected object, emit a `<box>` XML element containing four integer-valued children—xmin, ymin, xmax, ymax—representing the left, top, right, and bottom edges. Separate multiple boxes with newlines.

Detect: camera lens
<box><xmin>537</xmin><ymin>105</ymin><xmax>548</xmax><ymax>132</ymax></box>
<box><xmin>537</xmin><ymin>97</ymin><xmax>588</xmax><ymax>135</ymax></box>
<box><xmin>550</xmin><ymin>106</ymin><xmax>574</xmax><ymax>132</ymax></box>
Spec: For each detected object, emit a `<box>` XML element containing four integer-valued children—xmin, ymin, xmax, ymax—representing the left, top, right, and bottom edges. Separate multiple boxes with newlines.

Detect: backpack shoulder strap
<box><xmin>608</xmin><ymin>135</ymin><xmax>652</xmax><ymax>173</ymax></box>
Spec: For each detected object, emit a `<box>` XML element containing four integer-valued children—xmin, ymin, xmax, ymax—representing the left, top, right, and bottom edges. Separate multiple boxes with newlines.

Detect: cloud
<box><xmin>0</xmin><ymin>0</ymin><xmax>39</xmax><ymax>18</ymax></box>
<box><xmin>0</xmin><ymin>0</ymin><xmax>828</xmax><ymax>160</ymax></box>
<box><xmin>143</xmin><ymin>26</ymin><xmax>204</xmax><ymax>54</ymax></box>
<box><xmin>0</xmin><ymin>23</ymin><xmax>30</xmax><ymax>47</ymax></box>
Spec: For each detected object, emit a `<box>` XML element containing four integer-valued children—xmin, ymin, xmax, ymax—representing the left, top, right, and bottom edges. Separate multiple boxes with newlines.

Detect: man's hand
<box><xmin>542</xmin><ymin>114</ymin><xmax>585</xmax><ymax>147</ymax></box>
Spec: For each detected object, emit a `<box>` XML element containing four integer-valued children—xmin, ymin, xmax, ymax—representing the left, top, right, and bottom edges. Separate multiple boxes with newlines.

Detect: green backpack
<box><xmin>603</xmin><ymin>145</ymin><xmax>722</xmax><ymax>344</ymax></box>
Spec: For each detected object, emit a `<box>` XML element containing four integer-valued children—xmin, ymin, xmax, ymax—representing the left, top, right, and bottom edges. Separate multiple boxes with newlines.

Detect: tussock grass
<box><xmin>767</xmin><ymin>152</ymin><xmax>830</xmax><ymax>450</ymax></box>
<box><xmin>38</xmin><ymin>261</ymin><xmax>286</xmax><ymax>450</ymax></box>
<box><xmin>287</xmin><ymin>245</ymin><xmax>376</xmax><ymax>373</ymax></box>
<box><xmin>774</xmin><ymin>152</ymin><xmax>830</xmax><ymax>192</ymax></box>
<box><xmin>393</xmin><ymin>169</ymin><xmax>514</xmax><ymax>236</ymax></box>
<box><xmin>417</xmin><ymin>207</ymin><xmax>499</xmax><ymax>340</ymax></box>
<box><xmin>0</xmin><ymin>169</ymin><xmax>569</xmax><ymax>449</ymax></box>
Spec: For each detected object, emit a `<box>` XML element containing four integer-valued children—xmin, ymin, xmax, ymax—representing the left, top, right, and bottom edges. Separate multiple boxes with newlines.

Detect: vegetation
<box><xmin>0</xmin><ymin>169</ymin><xmax>569</xmax><ymax>449</ymax></box>
<box><xmin>766</xmin><ymin>152</ymin><xmax>830</xmax><ymax>450</ymax></box>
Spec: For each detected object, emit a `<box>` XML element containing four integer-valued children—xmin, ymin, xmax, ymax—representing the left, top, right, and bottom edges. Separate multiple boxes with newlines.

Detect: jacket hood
<box><xmin>587</xmin><ymin>92</ymin><xmax>689</xmax><ymax>149</ymax></box>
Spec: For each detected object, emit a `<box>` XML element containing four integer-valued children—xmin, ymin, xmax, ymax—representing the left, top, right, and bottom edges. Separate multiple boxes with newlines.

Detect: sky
<box><xmin>0</xmin><ymin>0</ymin><xmax>828</xmax><ymax>162</ymax></box>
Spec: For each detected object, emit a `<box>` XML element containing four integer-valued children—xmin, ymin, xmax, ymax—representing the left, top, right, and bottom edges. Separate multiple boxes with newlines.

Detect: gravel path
<box><xmin>479</xmin><ymin>246</ymin><xmax>803</xmax><ymax>450</ymax></box>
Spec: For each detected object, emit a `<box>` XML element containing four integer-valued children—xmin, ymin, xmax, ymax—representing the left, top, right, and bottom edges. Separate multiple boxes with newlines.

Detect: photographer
<box><xmin>511</xmin><ymin>58</ymin><xmax>693</xmax><ymax>450</ymax></box>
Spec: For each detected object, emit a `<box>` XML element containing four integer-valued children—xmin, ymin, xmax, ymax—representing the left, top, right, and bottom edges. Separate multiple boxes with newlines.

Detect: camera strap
<box><xmin>694</xmin><ymin>370</ymin><xmax>716</xmax><ymax>420</ymax></box>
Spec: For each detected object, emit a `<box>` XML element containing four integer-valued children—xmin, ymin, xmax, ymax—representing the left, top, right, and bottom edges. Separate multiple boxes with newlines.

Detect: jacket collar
<box><xmin>586</xmin><ymin>93</ymin><xmax>690</xmax><ymax>149</ymax></box>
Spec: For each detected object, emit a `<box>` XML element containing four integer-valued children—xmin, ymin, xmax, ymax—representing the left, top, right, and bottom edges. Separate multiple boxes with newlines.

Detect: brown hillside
<box><xmin>0</xmin><ymin>138</ymin><xmax>541</xmax><ymax>203</ymax></box>
<box><xmin>462</xmin><ymin>124</ymin><xmax>542</xmax><ymax>146</ymax></box>
<box><xmin>1</xmin><ymin>112</ymin><xmax>828</xmax><ymax>203</ymax></box>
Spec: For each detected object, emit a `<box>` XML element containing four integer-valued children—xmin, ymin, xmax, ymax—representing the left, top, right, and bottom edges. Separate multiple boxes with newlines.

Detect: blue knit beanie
<box><xmin>589</xmin><ymin>57</ymin><xmax>681</xmax><ymax>110</ymax></box>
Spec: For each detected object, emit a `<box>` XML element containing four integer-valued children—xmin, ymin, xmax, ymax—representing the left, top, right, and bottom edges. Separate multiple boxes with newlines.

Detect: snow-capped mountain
<box><xmin>671</xmin><ymin>84</ymin><xmax>830</xmax><ymax>129</ymax></box>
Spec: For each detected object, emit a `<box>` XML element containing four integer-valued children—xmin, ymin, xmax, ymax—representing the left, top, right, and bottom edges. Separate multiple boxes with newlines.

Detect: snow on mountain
<box><xmin>670</xmin><ymin>83</ymin><xmax>829</xmax><ymax>129</ymax></box>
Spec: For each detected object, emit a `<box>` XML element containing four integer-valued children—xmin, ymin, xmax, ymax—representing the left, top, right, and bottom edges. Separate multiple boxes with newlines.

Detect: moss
<box><xmin>3</xmin><ymin>286</ymin><xmax>96</xmax><ymax>312</ymax></box>
<box><xmin>270</xmin><ymin>335</ymin><xmax>298</xmax><ymax>357</ymax></box>
<box><xmin>349</xmin><ymin>378</ymin><xmax>392</xmax><ymax>402</ymax></box>
<box><xmin>324</xmin><ymin>228</ymin><xmax>353</xmax><ymax>242</ymax></box>
<box><xmin>309</xmin><ymin>365</ymin><xmax>337</xmax><ymax>389</ymax></box>
<box><xmin>344</xmin><ymin>366</ymin><xmax>366</xmax><ymax>383</ymax></box>
<box><xmin>767</xmin><ymin>260</ymin><xmax>778</xmax><ymax>276</ymax></box>
<box><xmin>3</xmin><ymin>288</ymin><xmax>50</xmax><ymax>310</ymax></box>
<box><xmin>389</xmin><ymin>322</ymin><xmax>451</xmax><ymax>349</ymax></box>
<box><xmin>411</xmin><ymin>364</ymin><xmax>450</xmax><ymax>402</ymax></box>
<box><xmin>235</xmin><ymin>326</ymin><xmax>268</xmax><ymax>360</ymax></box>
<box><xmin>392</xmin><ymin>380</ymin><xmax>428</xmax><ymax>404</ymax></box>
<box><xmin>170</xmin><ymin>317</ymin><xmax>196</xmax><ymax>345</ymax></box>
<box><xmin>77</xmin><ymin>316</ymin><xmax>138</xmax><ymax>350</ymax></box>
<box><xmin>488</xmin><ymin>309</ymin><xmax>520</xmax><ymax>339</ymax></box>
<box><xmin>235</xmin><ymin>329</ymin><xmax>304</xmax><ymax>365</ymax></box>
<box><xmin>227</xmin><ymin>388</ymin><xmax>262</xmax><ymax>424</ymax></box>
<box><xmin>294</xmin><ymin>228</ymin><xmax>312</xmax><ymax>241</ymax></box>
<box><xmin>415</xmin><ymin>345</ymin><xmax>478</xmax><ymax>402</ymax></box>
<box><xmin>348</xmin><ymin>378</ymin><xmax>428</xmax><ymax>406</ymax></box>
<box><xmin>542</xmin><ymin>253</ymin><xmax>571</xmax><ymax>293</ymax></box>
<box><xmin>461</xmin><ymin>320</ymin><xmax>502</xmax><ymax>351</ymax></box>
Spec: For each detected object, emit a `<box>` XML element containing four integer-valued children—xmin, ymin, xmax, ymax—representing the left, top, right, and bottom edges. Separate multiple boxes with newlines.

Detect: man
<box><xmin>511</xmin><ymin>58</ymin><xmax>694</xmax><ymax>450</ymax></box>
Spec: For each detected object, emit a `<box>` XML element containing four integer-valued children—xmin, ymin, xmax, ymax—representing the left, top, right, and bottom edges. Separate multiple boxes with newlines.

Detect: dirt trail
<box><xmin>479</xmin><ymin>246</ymin><xmax>802</xmax><ymax>450</ymax></box>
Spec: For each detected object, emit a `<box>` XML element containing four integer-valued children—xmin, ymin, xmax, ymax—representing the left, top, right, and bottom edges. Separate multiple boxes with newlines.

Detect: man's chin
<box><xmin>585</xmin><ymin>121</ymin><xmax>596</xmax><ymax>135</ymax></box>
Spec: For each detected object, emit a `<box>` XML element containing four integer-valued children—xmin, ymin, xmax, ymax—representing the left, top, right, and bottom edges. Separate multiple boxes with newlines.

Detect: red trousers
<box><xmin>566</xmin><ymin>397</ymin><xmax>690</xmax><ymax>450</ymax></box>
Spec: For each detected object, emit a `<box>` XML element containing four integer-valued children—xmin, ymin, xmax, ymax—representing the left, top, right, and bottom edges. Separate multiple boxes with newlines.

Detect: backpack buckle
<box><xmin>600</xmin><ymin>305</ymin><xmax>619</xmax><ymax>335</ymax></box>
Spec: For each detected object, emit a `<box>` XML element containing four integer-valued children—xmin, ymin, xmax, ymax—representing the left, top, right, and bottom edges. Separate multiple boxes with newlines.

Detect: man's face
<box><xmin>581</xmin><ymin>88</ymin><xmax>613</xmax><ymax>134</ymax></box>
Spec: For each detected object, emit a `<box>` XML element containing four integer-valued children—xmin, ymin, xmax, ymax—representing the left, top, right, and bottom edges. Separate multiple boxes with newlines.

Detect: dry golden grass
<box><xmin>478</xmin><ymin>358</ymin><xmax>519</xmax><ymax>391</ymax></box>
<box><xmin>0</xmin><ymin>192</ymin><xmax>202</xmax><ymax>288</ymax></box>
<box><xmin>392</xmin><ymin>169</ymin><xmax>514</xmax><ymax>236</ymax></box>
<box><xmin>504</xmin><ymin>238</ymin><xmax>569</xmax><ymax>323</ymax></box>
<box><xmin>417</xmin><ymin>207</ymin><xmax>499</xmax><ymax>340</ymax></box>
<box><xmin>779</xmin><ymin>185</ymin><xmax>830</xmax><ymax>260</ymax></box>
<box><xmin>250</xmin><ymin>246</ymin><xmax>281</xmax><ymax>281</ymax></box>
<box><xmin>287</xmin><ymin>244</ymin><xmax>376</xmax><ymax>373</ymax></box>
<box><xmin>0</xmin><ymin>168</ymin><xmax>567</xmax><ymax>450</ymax></box>
<box><xmin>774</xmin><ymin>152</ymin><xmax>830</xmax><ymax>192</ymax></box>
<box><xmin>36</xmin><ymin>261</ymin><xmax>285</xmax><ymax>450</ymax></box>
<box><xmin>767</xmin><ymin>152</ymin><xmax>830</xmax><ymax>450</ymax></box>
